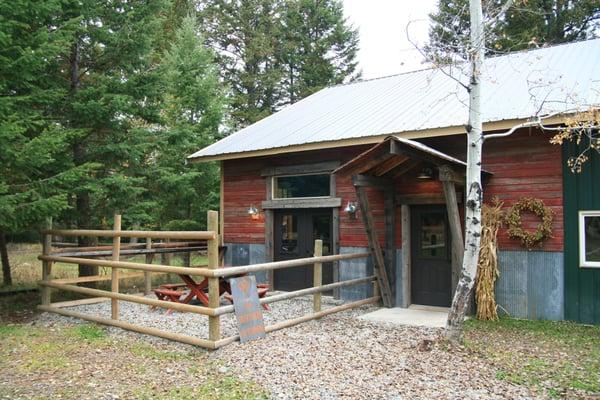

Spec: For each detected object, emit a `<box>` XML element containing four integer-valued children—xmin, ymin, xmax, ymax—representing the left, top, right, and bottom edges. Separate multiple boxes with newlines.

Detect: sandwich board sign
<box><xmin>229</xmin><ymin>275</ymin><xmax>265</xmax><ymax>343</ymax></box>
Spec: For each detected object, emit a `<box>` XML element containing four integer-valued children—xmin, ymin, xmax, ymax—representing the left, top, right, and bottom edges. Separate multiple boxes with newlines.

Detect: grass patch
<box><xmin>68</xmin><ymin>323</ymin><xmax>107</xmax><ymax>342</ymax></box>
<box><xmin>465</xmin><ymin>317</ymin><xmax>600</xmax><ymax>397</ymax></box>
<box><xmin>130</xmin><ymin>342</ymin><xmax>193</xmax><ymax>361</ymax></box>
<box><xmin>133</xmin><ymin>376</ymin><xmax>268</xmax><ymax>400</ymax></box>
<box><xmin>0</xmin><ymin>321</ymin><xmax>266</xmax><ymax>399</ymax></box>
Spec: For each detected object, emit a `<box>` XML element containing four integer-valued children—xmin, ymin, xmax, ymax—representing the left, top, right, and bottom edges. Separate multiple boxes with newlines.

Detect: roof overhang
<box><xmin>187</xmin><ymin>115</ymin><xmax>567</xmax><ymax>163</ymax></box>
<box><xmin>333</xmin><ymin>136</ymin><xmax>492</xmax><ymax>180</ymax></box>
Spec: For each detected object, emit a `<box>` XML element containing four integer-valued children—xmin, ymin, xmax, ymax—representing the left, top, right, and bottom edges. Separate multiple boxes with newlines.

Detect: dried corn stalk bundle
<box><xmin>476</xmin><ymin>198</ymin><xmax>504</xmax><ymax>321</ymax></box>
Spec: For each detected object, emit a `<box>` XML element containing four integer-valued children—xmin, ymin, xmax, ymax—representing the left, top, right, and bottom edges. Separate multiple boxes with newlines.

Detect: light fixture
<box><xmin>417</xmin><ymin>167</ymin><xmax>433</xmax><ymax>180</ymax></box>
<box><xmin>344</xmin><ymin>201</ymin><xmax>358</xmax><ymax>219</ymax></box>
<box><xmin>247</xmin><ymin>205</ymin><xmax>260</xmax><ymax>220</ymax></box>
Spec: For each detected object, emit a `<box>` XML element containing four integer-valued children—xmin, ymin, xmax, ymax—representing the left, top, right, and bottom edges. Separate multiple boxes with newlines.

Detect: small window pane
<box><xmin>274</xmin><ymin>174</ymin><xmax>330</xmax><ymax>198</ymax></box>
<box><xmin>420</xmin><ymin>213</ymin><xmax>446</xmax><ymax>258</ymax></box>
<box><xmin>280</xmin><ymin>214</ymin><xmax>298</xmax><ymax>254</ymax></box>
<box><xmin>583</xmin><ymin>215</ymin><xmax>600</xmax><ymax>263</ymax></box>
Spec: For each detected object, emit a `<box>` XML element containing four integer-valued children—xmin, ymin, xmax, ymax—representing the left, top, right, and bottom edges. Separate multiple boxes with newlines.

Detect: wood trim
<box><xmin>352</xmin><ymin>174</ymin><xmax>393</xmax><ymax>189</ymax></box>
<box><xmin>188</xmin><ymin>116</ymin><xmax>567</xmax><ymax>163</ymax></box>
<box><xmin>355</xmin><ymin>186</ymin><xmax>393</xmax><ymax>307</ymax></box>
<box><xmin>395</xmin><ymin>193</ymin><xmax>463</xmax><ymax>205</ymax></box>
<box><xmin>261</xmin><ymin>161</ymin><xmax>339</xmax><ymax>177</ymax></box>
<box><xmin>384</xmin><ymin>188</ymin><xmax>396</xmax><ymax>304</ymax></box>
<box><xmin>400</xmin><ymin>205</ymin><xmax>411</xmax><ymax>308</ymax></box>
<box><xmin>220</xmin><ymin>161</ymin><xmax>225</xmax><ymax>246</ymax></box>
<box><xmin>262</xmin><ymin>197</ymin><xmax>342</xmax><ymax>209</ymax></box>
<box><xmin>332</xmin><ymin>207</ymin><xmax>340</xmax><ymax>299</ymax></box>
<box><xmin>442</xmin><ymin>180</ymin><xmax>464</xmax><ymax>294</ymax></box>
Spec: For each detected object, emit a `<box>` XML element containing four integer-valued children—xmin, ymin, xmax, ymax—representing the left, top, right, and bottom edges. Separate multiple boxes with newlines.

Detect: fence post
<box><xmin>313</xmin><ymin>239</ymin><xmax>323</xmax><ymax>313</ymax></box>
<box><xmin>207</xmin><ymin>210</ymin><xmax>220</xmax><ymax>342</ymax></box>
<box><xmin>41</xmin><ymin>218</ymin><xmax>53</xmax><ymax>306</ymax></box>
<box><xmin>111</xmin><ymin>214</ymin><xmax>122</xmax><ymax>320</ymax></box>
<box><xmin>144</xmin><ymin>237</ymin><xmax>152</xmax><ymax>295</ymax></box>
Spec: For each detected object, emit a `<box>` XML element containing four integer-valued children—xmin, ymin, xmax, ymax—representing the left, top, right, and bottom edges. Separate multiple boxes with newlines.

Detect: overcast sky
<box><xmin>343</xmin><ymin>0</ymin><xmax>438</xmax><ymax>79</ymax></box>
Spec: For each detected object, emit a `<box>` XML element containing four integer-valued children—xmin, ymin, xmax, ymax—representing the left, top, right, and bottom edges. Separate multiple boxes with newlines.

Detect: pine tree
<box><xmin>58</xmin><ymin>0</ymin><xmax>168</xmax><ymax>276</ymax></box>
<box><xmin>199</xmin><ymin>0</ymin><xmax>360</xmax><ymax>128</ymax></box>
<box><xmin>426</xmin><ymin>0</ymin><xmax>600</xmax><ymax>62</ymax></box>
<box><xmin>0</xmin><ymin>0</ymin><xmax>96</xmax><ymax>284</ymax></box>
<box><xmin>151</xmin><ymin>14</ymin><xmax>225</xmax><ymax>227</ymax></box>
<box><xmin>279</xmin><ymin>0</ymin><xmax>360</xmax><ymax>104</ymax></box>
<box><xmin>199</xmin><ymin>0</ymin><xmax>284</xmax><ymax>129</ymax></box>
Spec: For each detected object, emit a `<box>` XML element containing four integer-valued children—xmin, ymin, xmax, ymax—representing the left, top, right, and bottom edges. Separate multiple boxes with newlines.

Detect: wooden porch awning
<box><xmin>333</xmin><ymin>136</ymin><xmax>491</xmax><ymax>308</ymax></box>
<box><xmin>333</xmin><ymin>135</ymin><xmax>491</xmax><ymax>180</ymax></box>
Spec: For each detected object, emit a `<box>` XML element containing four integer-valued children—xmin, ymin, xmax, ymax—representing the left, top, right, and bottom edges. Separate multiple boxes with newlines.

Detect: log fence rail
<box><xmin>38</xmin><ymin>211</ymin><xmax>379</xmax><ymax>349</ymax></box>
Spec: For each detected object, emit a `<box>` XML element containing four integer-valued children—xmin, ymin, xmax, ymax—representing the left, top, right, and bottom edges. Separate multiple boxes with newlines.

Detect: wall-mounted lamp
<box><xmin>247</xmin><ymin>205</ymin><xmax>260</xmax><ymax>220</ymax></box>
<box><xmin>344</xmin><ymin>201</ymin><xmax>358</xmax><ymax>219</ymax></box>
<box><xmin>417</xmin><ymin>167</ymin><xmax>434</xmax><ymax>180</ymax></box>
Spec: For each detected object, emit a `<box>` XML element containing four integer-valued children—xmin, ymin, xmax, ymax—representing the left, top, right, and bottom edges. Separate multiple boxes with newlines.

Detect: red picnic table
<box><xmin>154</xmin><ymin>274</ymin><xmax>269</xmax><ymax>314</ymax></box>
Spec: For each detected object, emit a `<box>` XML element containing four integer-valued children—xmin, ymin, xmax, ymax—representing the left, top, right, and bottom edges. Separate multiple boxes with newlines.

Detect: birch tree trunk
<box><xmin>445</xmin><ymin>0</ymin><xmax>485</xmax><ymax>343</ymax></box>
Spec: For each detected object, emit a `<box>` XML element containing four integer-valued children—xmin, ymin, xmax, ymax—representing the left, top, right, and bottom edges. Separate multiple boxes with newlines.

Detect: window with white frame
<box><xmin>579</xmin><ymin>211</ymin><xmax>600</xmax><ymax>268</ymax></box>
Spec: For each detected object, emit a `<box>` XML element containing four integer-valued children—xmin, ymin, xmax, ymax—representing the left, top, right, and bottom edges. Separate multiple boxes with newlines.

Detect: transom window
<box><xmin>273</xmin><ymin>174</ymin><xmax>331</xmax><ymax>199</ymax></box>
<box><xmin>579</xmin><ymin>211</ymin><xmax>600</xmax><ymax>268</ymax></box>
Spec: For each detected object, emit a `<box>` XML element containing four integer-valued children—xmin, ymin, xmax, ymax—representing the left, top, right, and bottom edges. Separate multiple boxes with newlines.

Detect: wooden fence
<box><xmin>38</xmin><ymin>211</ymin><xmax>379</xmax><ymax>349</ymax></box>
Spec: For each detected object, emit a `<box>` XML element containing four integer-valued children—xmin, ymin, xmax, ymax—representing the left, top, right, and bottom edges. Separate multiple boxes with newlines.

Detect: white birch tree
<box><xmin>444</xmin><ymin>0</ymin><xmax>486</xmax><ymax>343</ymax></box>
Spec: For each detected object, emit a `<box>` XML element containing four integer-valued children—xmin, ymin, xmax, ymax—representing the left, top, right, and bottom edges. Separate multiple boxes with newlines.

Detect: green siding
<box><xmin>563</xmin><ymin>143</ymin><xmax>600</xmax><ymax>324</ymax></box>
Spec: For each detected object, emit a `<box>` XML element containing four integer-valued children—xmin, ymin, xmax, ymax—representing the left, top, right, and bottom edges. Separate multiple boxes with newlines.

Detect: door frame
<box><xmin>409</xmin><ymin>204</ymin><xmax>452</xmax><ymax>307</ymax></box>
<box><xmin>400</xmin><ymin>203</ymin><xmax>458</xmax><ymax>308</ymax></box>
<box><xmin>272</xmin><ymin>208</ymin><xmax>334</xmax><ymax>291</ymax></box>
<box><xmin>261</xmin><ymin>161</ymin><xmax>341</xmax><ymax>296</ymax></box>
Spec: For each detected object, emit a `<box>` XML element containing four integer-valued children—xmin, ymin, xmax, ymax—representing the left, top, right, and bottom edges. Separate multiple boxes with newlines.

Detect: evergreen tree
<box><xmin>279</xmin><ymin>0</ymin><xmax>360</xmax><ymax>104</ymax></box>
<box><xmin>426</xmin><ymin>0</ymin><xmax>600</xmax><ymax>62</ymax></box>
<box><xmin>199</xmin><ymin>0</ymin><xmax>360</xmax><ymax>128</ymax></box>
<box><xmin>199</xmin><ymin>0</ymin><xmax>284</xmax><ymax>129</ymax></box>
<box><xmin>151</xmin><ymin>14</ymin><xmax>225</xmax><ymax>227</ymax></box>
<box><xmin>58</xmin><ymin>0</ymin><xmax>168</xmax><ymax>276</ymax></box>
<box><xmin>0</xmin><ymin>0</ymin><xmax>96</xmax><ymax>284</ymax></box>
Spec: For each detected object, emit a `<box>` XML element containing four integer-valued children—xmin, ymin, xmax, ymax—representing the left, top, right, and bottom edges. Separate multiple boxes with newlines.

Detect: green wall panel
<box><xmin>563</xmin><ymin>142</ymin><xmax>600</xmax><ymax>324</ymax></box>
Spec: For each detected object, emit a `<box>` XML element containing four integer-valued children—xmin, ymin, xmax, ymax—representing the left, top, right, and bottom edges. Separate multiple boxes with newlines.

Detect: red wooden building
<box><xmin>190</xmin><ymin>40</ymin><xmax>600</xmax><ymax>324</ymax></box>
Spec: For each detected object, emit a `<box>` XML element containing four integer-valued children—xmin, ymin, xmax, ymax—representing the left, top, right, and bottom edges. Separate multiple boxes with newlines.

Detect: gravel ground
<box><xmin>36</xmin><ymin>296</ymin><xmax>534</xmax><ymax>399</ymax></box>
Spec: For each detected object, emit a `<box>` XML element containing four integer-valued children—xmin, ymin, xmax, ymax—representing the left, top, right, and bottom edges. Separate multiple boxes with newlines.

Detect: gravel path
<box><xmin>37</xmin><ymin>296</ymin><xmax>533</xmax><ymax>399</ymax></box>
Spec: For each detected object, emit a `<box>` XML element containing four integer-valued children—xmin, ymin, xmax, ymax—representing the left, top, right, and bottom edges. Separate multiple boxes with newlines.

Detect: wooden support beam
<box><xmin>352</xmin><ymin>174</ymin><xmax>393</xmax><ymax>189</ymax></box>
<box><xmin>41</xmin><ymin>218</ymin><xmax>52</xmax><ymax>306</ymax></box>
<box><xmin>144</xmin><ymin>238</ymin><xmax>152</xmax><ymax>295</ymax></box>
<box><xmin>313</xmin><ymin>240</ymin><xmax>322</xmax><ymax>313</ymax></box>
<box><xmin>40</xmin><ymin>281</ymin><xmax>216</xmax><ymax>316</ymax></box>
<box><xmin>390</xmin><ymin>159</ymin><xmax>421</xmax><ymax>179</ymax></box>
<box><xmin>213</xmin><ymin>296</ymin><xmax>381</xmax><ymax>349</ymax></box>
<box><xmin>214</xmin><ymin>275</ymin><xmax>376</xmax><ymax>316</ymax></box>
<box><xmin>355</xmin><ymin>186</ymin><xmax>393</xmax><ymax>307</ymax></box>
<box><xmin>41</xmin><ymin>229</ymin><xmax>216</xmax><ymax>240</ymax></box>
<box><xmin>51</xmin><ymin>297</ymin><xmax>111</xmax><ymax>308</ymax></box>
<box><xmin>111</xmin><ymin>214</ymin><xmax>121</xmax><ymax>320</ymax></box>
<box><xmin>38</xmin><ymin>305</ymin><xmax>217</xmax><ymax>349</ymax></box>
<box><xmin>207</xmin><ymin>211</ymin><xmax>220</xmax><ymax>341</ymax></box>
<box><xmin>441</xmin><ymin>178</ymin><xmax>464</xmax><ymax>294</ymax></box>
<box><xmin>438</xmin><ymin>164</ymin><xmax>466</xmax><ymax>185</ymax></box>
<box><xmin>49</xmin><ymin>272</ymin><xmax>160</xmax><ymax>284</ymax></box>
<box><xmin>384</xmin><ymin>188</ymin><xmax>396</xmax><ymax>303</ymax></box>
<box><xmin>371</xmin><ymin>155</ymin><xmax>409</xmax><ymax>176</ymax></box>
<box><xmin>400</xmin><ymin>205</ymin><xmax>411</xmax><ymax>308</ymax></box>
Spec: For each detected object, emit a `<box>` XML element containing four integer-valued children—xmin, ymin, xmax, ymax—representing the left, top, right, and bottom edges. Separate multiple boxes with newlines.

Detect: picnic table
<box><xmin>153</xmin><ymin>273</ymin><xmax>269</xmax><ymax>314</ymax></box>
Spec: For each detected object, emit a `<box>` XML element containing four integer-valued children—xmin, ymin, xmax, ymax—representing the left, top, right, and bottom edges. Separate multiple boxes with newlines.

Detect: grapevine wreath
<box><xmin>506</xmin><ymin>197</ymin><xmax>554</xmax><ymax>249</ymax></box>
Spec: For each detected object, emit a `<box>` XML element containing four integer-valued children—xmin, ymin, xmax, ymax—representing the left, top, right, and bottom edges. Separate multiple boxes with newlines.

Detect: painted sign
<box><xmin>229</xmin><ymin>275</ymin><xmax>266</xmax><ymax>343</ymax></box>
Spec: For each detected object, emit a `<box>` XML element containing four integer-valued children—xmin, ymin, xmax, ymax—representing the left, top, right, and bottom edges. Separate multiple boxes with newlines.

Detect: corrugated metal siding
<box><xmin>496</xmin><ymin>250</ymin><xmax>564</xmax><ymax>320</ymax></box>
<box><xmin>190</xmin><ymin>39</ymin><xmax>600</xmax><ymax>160</ymax></box>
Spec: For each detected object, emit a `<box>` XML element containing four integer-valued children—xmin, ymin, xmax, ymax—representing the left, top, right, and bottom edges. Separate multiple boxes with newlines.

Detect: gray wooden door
<box><xmin>274</xmin><ymin>209</ymin><xmax>333</xmax><ymax>291</ymax></box>
<box><xmin>411</xmin><ymin>205</ymin><xmax>452</xmax><ymax>307</ymax></box>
